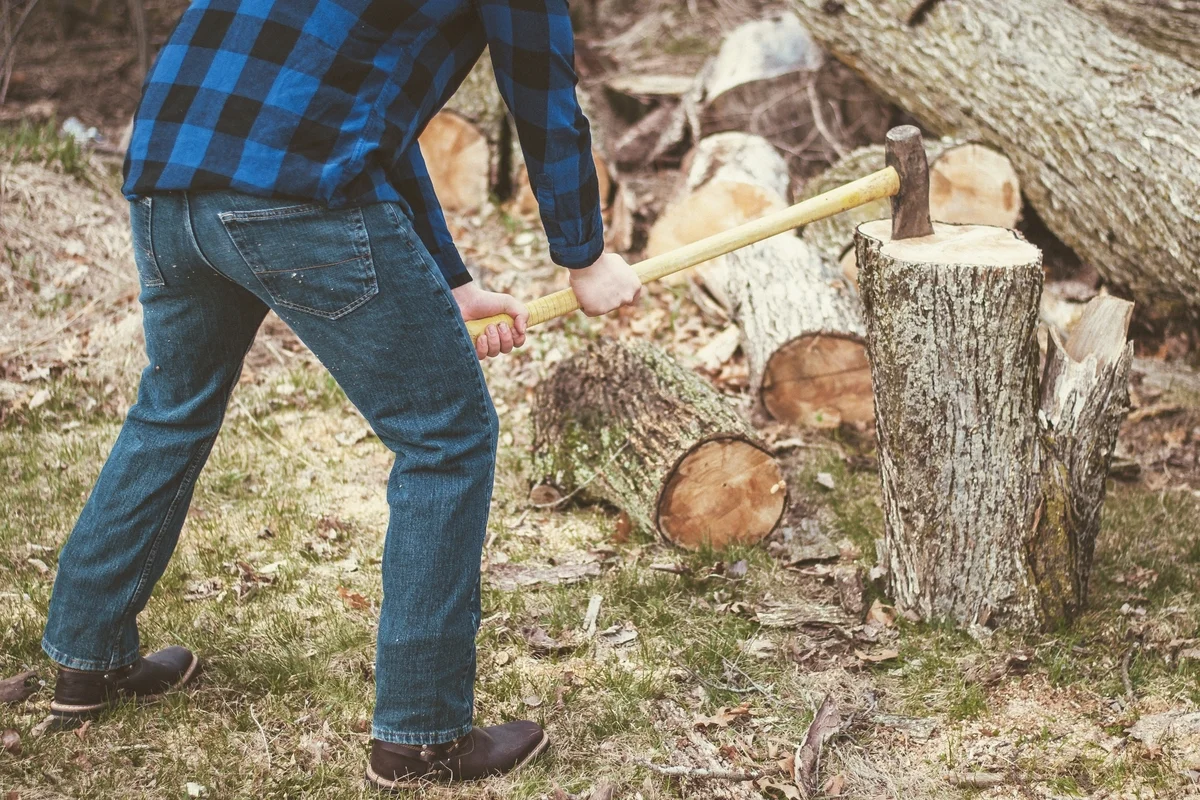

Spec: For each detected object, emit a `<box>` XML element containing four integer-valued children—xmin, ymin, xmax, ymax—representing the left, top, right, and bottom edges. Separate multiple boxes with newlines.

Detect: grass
<box><xmin>0</xmin><ymin>119</ymin><xmax>89</xmax><ymax>181</ymax></box>
<box><xmin>2</xmin><ymin>357</ymin><xmax>1199</xmax><ymax>798</ymax></box>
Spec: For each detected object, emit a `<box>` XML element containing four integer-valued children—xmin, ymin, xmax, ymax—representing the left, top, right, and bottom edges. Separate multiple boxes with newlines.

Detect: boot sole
<box><xmin>48</xmin><ymin>653</ymin><xmax>201</xmax><ymax>727</ymax></box>
<box><xmin>365</xmin><ymin>730</ymin><xmax>550</xmax><ymax>791</ymax></box>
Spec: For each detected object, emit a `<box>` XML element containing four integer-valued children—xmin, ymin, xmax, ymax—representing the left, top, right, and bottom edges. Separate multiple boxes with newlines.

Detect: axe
<box><xmin>465</xmin><ymin>126</ymin><xmax>932</xmax><ymax>340</ymax></box>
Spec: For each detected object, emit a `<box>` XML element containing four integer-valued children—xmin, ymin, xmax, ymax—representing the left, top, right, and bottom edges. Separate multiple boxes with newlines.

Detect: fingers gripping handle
<box><xmin>464</xmin><ymin>165</ymin><xmax>901</xmax><ymax>341</ymax></box>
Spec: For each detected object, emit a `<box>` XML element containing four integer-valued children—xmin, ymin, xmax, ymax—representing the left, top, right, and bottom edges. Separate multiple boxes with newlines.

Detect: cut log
<box><xmin>1067</xmin><ymin>0</ymin><xmax>1200</xmax><ymax>70</ymax></box>
<box><xmin>647</xmin><ymin>132</ymin><xmax>790</xmax><ymax>294</ymax></box>
<box><xmin>533</xmin><ymin>339</ymin><xmax>788</xmax><ymax>550</ymax></box>
<box><xmin>856</xmin><ymin>220</ymin><xmax>1132</xmax><ymax>630</ymax></box>
<box><xmin>802</xmin><ymin>141</ymin><xmax>1021</xmax><ymax>285</ymax></box>
<box><xmin>789</xmin><ymin>0</ymin><xmax>1200</xmax><ymax>312</ymax></box>
<box><xmin>688</xmin><ymin>12</ymin><xmax>892</xmax><ymax>176</ymax></box>
<box><xmin>702</xmin><ymin>235</ymin><xmax>872</xmax><ymax>428</ymax></box>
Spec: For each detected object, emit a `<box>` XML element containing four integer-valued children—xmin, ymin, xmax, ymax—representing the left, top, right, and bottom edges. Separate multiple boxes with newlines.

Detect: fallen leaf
<box><xmin>0</xmin><ymin>671</ymin><xmax>38</xmax><ymax>704</ymax></box>
<box><xmin>523</xmin><ymin>695</ymin><xmax>543</xmax><ymax>708</ymax></box>
<box><xmin>73</xmin><ymin>720</ymin><xmax>91</xmax><ymax>740</ymax></box>
<box><xmin>864</xmin><ymin>600</ymin><xmax>896</xmax><ymax>629</ymax></box>
<box><xmin>599</xmin><ymin>625</ymin><xmax>638</xmax><ymax>647</ymax></box>
<box><xmin>2</xmin><ymin>729</ymin><xmax>20</xmax><ymax>755</ymax></box>
<box><xmin>520</xmin><ymin>626</ymin><xmax>578</xmax><ymax>656</ymax></box>
<box><xmin>28</xmin><ymin>390</ymin><xmax>50</xmax><ymax>410</ymax></box>
<box><xmin>823</xmin><ymin>773</ymin><xmax>847</xmax><ymax>795</ymax></box>
<box><xmin>26</xmin><ymin>558</ymin><xmax>49</xmax><ymax>576</ymax></box>
<box><xmin>186</xmin><ymin>782</ymin><xmax>208</xmax><ymax>798</ymax></box>
<box><xmin>494</xmin><ymin>651</ymin><xmax>511</xmax><ymax>666</ymax></box>
<box><xmin>815</xmin><ymin>472</ymin><xmax>836</xmax><ymax>490</ymax></box>
<box><xmin>337</xmin><ymin>586</ymin><xmax>370</xmax><ymax>610</ymax></box>
<box><xmin>613</xmin><ymin>511</ymin><xmax>632</xmax><ymax>543</ymax></box>
<box><xmin>183</xmin><ymin>578</ymin><xmax>223</xmax><ymax>601</ymax></box>
<box><xmin>693</xmin><ymin>704</ymin><xmax>751</xmax><ymax>729</ymax></box>
<box><xmin>855</xmin><ymin>648</ymin><xmax>900</xmax><ymax>663</ymax></box>
<box><xmin>727</xmin><ymin>559</ymin><xmax>749</xmax><ymax>580</ymax></box>
<box><xmin>334</xmin><ymin>427</ymin><xmax>372</xmax><ymax>447</ymax></box>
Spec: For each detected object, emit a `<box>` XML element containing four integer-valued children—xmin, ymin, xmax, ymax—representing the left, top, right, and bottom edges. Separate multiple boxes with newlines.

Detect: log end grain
<box><xmin>657</xmin><ymin>437</ymin><xmax>788</xmax><ymax>550</ymax></box>
<box><xmin>417</xmin><ymin>111</ymin><xmax>490</xmax><ymax>213</ymax></box>
<box><xmin>761</xmin><ymin>334</ymin><xmax>873</xmax><ymax>427</ymax></box>
<box><xmin>929</xmin><ymin>143</ymin><xmax>1022</xmax><ymax>229</ymax></box>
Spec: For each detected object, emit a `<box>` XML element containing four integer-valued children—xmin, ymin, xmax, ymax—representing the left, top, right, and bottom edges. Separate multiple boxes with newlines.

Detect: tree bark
<box><xmin>1068</xmin><ymin>0</ymin><xmax>1200</xmax><ymax>70</ymax></box>
<box><xmin>802</xmin><ymin>140</ymin><xmax>1021</xmax><ymax>285</ymax></box>
<box><xmin>533</xmin><ymin>339</ymin><xmax>788</xmax><ymax>550</ymax></box>
<box><xmin>856</xmin><ymin>220</ymin><xmax>1131</xmax><ymax>630</ymax></box>
<box><xmin>688</xmin><ymin>11</ymin><xmax>892</xmax><ymax>177</ymax></box>
<box><xmin>789</xmin><ymin>0</ymin><xmax>1200</xmax><ymax>312</ymax></box>
<box><xmin>702</xmin><ymin>234</ymin><xmax>872</xmax><ymax>428</ymax></box>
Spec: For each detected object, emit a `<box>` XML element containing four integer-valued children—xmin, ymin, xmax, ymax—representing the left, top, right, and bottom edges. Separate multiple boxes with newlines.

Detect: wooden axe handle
<box><xmin>465</xmin><ymin>165</ymin><xmax>899</xmax><ymax>341</ymax></box>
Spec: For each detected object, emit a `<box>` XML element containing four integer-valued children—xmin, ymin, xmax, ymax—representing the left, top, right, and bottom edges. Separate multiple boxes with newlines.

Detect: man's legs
<box><xmin>185</xmin><ymin>192</ymin><xmax>497</xmax><ymax>744</ymax></box>
<box><xmin>43</xmin><ymin>195</ymin><xmax>269</xmax><ymax>674</ymax></box>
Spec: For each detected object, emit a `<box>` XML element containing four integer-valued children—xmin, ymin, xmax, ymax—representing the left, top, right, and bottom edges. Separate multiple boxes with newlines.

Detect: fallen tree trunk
<box><xmin>703</xmin><ymin>235</ymin><xmax>872</xmax><ymax>428</ymax></box>
<box><xmin>533</xmin><ymin>339</ymin><xmax>788</xmax><ymax>550</ymax></box>
<box><xmin>790</xmin><ymin>0</ymin><xmax>1200</xmax><ymax>312</ymax></box>
<box><xmin>802</xmin><ymin>140</ymin><xmax>1021</xmax><ymax>284</ymax></box>
<box><xmin>688</xmin><ymin>12</ymin><xmax>892</xmax><ymax>176</ymax></box>
<box><xmin>856</xmin><ymin>220</ymin><xmax>1132</xmax><ymax>630</ymax></box>
<box><xmin>1068</xmin><ymin>0</ymin><xmax>1200</xmax><ymax>70</ymax></box>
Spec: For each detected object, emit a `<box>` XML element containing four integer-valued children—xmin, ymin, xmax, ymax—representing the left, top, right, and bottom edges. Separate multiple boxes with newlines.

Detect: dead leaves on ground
<box><xmin>0</xmin><ymin>671</ymin><xmax>39</xmax><ymax>704</ymax></box>
<box><xmin>693</xmin><ymin>703</ymin><xmax>752</xmax><ymax>729</ymax></box>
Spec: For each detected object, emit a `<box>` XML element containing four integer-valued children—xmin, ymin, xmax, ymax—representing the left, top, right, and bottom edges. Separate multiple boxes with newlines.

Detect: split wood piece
<box><xmin>1068</xmin><ymin>0</ymin><xmax>1200</xmax><ymax>70</ymax></box>
<box><xmin>789</xmin><ymin>0</ymin><xmax>1200</xmax><ymax>312</ymax></box>
<box><xmin>647</xmin><ymin>132</ymin><xmax>790</xmax><ymax>295</ymax></box>
<box><xmin>802</xmin><ymin>141</ymin><xmax>1021</xmax><ymax>285</ymax></box>
<box><xmin>857</xmin><ymin>220</ymin><xmax>1132</xmax><ymax>630</ymax></box>
<box><xmin>418</xmin><ymin>52</ymin><xmax>516</xmax><ymax>212</ymax></box>
<box><xmin>702</xmin><ymin>234</ymin><xmax>871</xmax><ymax>428</ymax></box>
<box><xmin>686</xmin><ymin>12</ymin><xmax>891</xmax><ymax>174</ymax></box>
<box><xmin>532</xmin><ymin>339</ymin><xmax>788</xmax><ymax>551</ymax></box>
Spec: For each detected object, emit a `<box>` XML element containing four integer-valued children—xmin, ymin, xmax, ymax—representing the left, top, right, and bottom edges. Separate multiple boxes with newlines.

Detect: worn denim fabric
<box><xmin>42</xmin><ymin>191</ymin><xmax>498</xmax><ymax>745</ymax></box>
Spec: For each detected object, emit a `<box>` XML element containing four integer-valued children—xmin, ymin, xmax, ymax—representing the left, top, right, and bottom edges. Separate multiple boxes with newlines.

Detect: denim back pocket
<box><xmin>219</xmin><ymin>203</ymin><xmax>378</xmax><ymax>319</ymax></box>
<box><xmin>130</xmin><ymin>197</ymin><xmax>165</xmax><ymax>288</ymax></box>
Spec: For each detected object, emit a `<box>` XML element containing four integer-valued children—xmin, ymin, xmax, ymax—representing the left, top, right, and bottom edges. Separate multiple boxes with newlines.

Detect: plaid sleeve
<box><xmin>390</xmin><ymin>142</ymin><xmax>473</xmax><ymax>288</ymax></box>
<box><xmin>477</xmin><ymin>0</ymin><xmax>604</xmax><ymax>269</ymax></box>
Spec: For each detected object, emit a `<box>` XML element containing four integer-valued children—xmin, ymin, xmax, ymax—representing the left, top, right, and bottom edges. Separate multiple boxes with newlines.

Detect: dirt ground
<box><xmin>3</xmin><ymin>1</ymin><xmax>1200</xmax><ymax>798</ymax></box>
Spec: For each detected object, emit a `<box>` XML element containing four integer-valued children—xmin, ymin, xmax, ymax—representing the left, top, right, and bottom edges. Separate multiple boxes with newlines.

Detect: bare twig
<box><xmin>249</xmin><ymin>702</ymin><xmax>272</xmax><ymax>771</ymax></box>
<box><xmin>0</xmin><ymin>0</ymin><xmax>42</xmax><ymax>105</ymax></box>
<box><xmin>636</xmin><ymin>760</ymin><xmax>777</xmax><ymax>781</ymax></box>
<box><xmin>668</xmin><ymin>651</ymin><xmax>758</xmax><ymax>696</ymax></box>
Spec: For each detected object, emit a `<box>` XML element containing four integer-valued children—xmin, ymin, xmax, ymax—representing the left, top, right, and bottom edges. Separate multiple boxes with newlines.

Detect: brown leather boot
<box><xmin>49</xmin><ymin>646</ymin><xmax>200</xmax><ymax>725</ymax></box>
<box><xmin>365</xmin><ymin>722</ymin><xmax>549</xmax><ymax>790</ymax></box>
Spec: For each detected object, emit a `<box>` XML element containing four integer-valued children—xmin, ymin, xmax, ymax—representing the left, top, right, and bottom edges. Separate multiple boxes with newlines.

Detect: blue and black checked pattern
<box><xmin>123</xmin><ymin>0</ymin><xmax>604</xmax><ymax>286</ymax></box>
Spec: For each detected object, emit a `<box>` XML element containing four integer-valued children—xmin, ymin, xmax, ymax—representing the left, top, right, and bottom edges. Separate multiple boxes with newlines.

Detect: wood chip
<box><xmin>487</xmin><ymin>561</ymin><xmax>601</xmax><ymax>592</ymax></box>
<box><xmin>793</xmin><ymin>694</ymin><xmax>847</xmax><ymax>797</ymax></box>
<box><xmin>0</xmin><ymin>671</ymin><xmax>38</xmax><ymax>704</ymax></box>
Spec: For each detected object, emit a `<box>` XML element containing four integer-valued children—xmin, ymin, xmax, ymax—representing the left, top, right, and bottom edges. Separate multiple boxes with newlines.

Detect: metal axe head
<box><xmin>885</xmin><ymin>125</ymin><xmax>934</xmax><ymax>241</ymax></box>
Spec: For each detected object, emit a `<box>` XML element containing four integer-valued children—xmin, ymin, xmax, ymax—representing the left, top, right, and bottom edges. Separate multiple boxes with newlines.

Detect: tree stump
<box><xmin>533</xmin><ymin>339</ymin><xmax>788</xmax><ymax>550</ymax></box>
<box><xmin>702</xmin><ymin>235</ymin><xmax>872</xmax><ymax>428</ymax></box>
<box><xmin>803</xmin><ymin>141</ymin><xmax>1020</xmax><ymax>285</ymax></box>
<box><xmin>856</xmin><ymin>220</ymin><xmax>1132</xmax><ymax>629</ymax></box>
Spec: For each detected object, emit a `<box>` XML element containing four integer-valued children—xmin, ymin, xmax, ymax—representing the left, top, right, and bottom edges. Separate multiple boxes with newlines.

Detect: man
<box><xmin>40</xmin><ymin>0</ymin><xmax>641</xmax><ymax>789</ymax></box>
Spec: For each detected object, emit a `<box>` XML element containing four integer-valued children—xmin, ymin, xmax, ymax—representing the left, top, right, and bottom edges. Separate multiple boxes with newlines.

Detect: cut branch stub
<box><xmin>856</xmin><ymin>219</ymin><xmax>1132</xmax><ymax>630</ymax></box>
<box><xmin>533</xmin><ymin>339</ymin><xmax>787</xmax><ymax>550</ymax></box>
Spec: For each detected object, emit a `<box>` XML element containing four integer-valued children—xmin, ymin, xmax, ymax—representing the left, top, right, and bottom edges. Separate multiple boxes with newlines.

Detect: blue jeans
<box><xmin>42</xmin><ymin>191</ymin><xmax>498</xmax><ymax>745</ymax></box>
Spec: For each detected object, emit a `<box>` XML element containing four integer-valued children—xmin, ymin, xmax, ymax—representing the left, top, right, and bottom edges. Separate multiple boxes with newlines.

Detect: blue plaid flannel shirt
<box><xmin>122</xmin><ymin>0</ymin><xmax>604</xmax><ymax>287</ymax></box>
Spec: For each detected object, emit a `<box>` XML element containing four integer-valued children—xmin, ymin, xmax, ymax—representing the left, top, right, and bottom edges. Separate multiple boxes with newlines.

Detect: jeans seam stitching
<box><xmin>184</xmin><ymin>193</ymin><xmax>241</xmax><ymax>288</ymax></box>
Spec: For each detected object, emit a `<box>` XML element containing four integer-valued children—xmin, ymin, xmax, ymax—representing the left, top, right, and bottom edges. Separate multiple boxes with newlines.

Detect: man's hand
<box><xmin>569</xmin><ymin>253</ymin><xmax>643</xmax><ymax>316</ymax></box>
<box><xmin>452</xmin><ymin>283</ymin><xmax>529</xmax><ymax>360</ymax></box>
